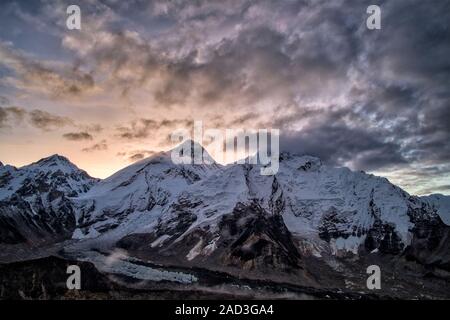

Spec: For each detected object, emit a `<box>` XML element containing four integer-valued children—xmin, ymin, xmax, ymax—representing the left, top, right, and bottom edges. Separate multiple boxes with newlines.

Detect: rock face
<box><xmin>217</xmin><ymin>202</ymin><xmax>303</xmax><ymax>271</ymax></box>
<box><xmin>1</xmin><ymin>143</ymin><xmax>450</xmax><ymax>280</ymax></box>
<box><xmin>0</xmin><ymin>155</ymin><xmax>98</xmax><ymax>244</ymax></box>
<box><xmin>117</xmin><ymin>201</ymin><xmax>305</xmax><ymax>274</ymax></box>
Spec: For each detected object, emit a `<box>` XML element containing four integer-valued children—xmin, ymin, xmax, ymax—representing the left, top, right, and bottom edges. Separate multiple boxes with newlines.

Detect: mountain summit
<box><xmin>1</xmin><ymin>151</ymin><xmax>449</xmax><ymax>296</ymax></box>
<box><xmin>0</xmin><ymin>154</ymin><xmax>98</xmax><ymax>244</ymax></box>
<box><xmin>168</xmin><ymin>139</ymin><xmax>217</xmax><ymax>165</ymax></box>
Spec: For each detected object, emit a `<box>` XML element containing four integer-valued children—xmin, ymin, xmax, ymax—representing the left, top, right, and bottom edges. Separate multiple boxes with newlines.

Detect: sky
<box><xmin>0</xmin><ymin>0</ymin><xmax>449</xmax><ymax>195</ymax></box>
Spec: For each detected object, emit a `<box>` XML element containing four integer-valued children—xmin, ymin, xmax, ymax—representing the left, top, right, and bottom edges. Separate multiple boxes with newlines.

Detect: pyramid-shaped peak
<box><xmin>177</xmin><ymin>139</ymin><xmax>203</xmax><ymax>149</ymax></box>
<box><xmin>171</xmin><ymin>139</ymin><xmax>216</xmax><ymax>165</ymax></box>
<box><xmin>23</xmin><ymin>154</ymin><xmax>84</xmax><ymax>175</ymax></box>
<box><xmin>34</xmin><ymin>154</ymin><xmax>74</xmax><ymax>166</ymax></box>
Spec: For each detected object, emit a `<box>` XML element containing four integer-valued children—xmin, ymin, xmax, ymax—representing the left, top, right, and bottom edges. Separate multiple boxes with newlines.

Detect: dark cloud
<box><xmin>0</xmin><ymin>43</ymin><xmax>96</xmax><ymax>99</ymax></box>
<box><xmin>105</xmin><ymin>0</ymin><xmax>449</xmax><ymax>186</ymax></box>
<box><xmin>81</xmin><ymin>124</ymin><xmax>103</xmax><ymax>133</ymax></box>
<box><xmin>128</xmin><ymin>153</ymin><xmax>145</xmax><ymax>162</ymax></box>
<box><xmin>63</xmin><ymin>132</ymin><xmax>93</xmax><ymax>141</ymax></box>
<box><xmin>116</xmin><ymin>118</ymin><xmax>193</xmax><ymax>140</ymax></box>
<box><xmin>28</xmin><ymin>109</ymin><xmax>72</xmax><ymax>131</ymax></box>
<box><xmin>119</xmin><ymin>150</ymin><xmax>157</xmax><ymax>162</ymax></box>
<box><xmin>82</xmin><ymin>140</ymin><xmax>108</xmax><ymax>152</ymax></box>
<box><xmin>0</xmin><ymin>106</ymin><xmax>26</xmax><ymax>128</ymax></box>
<box><xmin>0</xmin><ymin>108</ymin><xmax>8</xmax><ymax>128</ymax></box>
<box><xmin>129</xmin><ymin>153</ymin><xmax>145</xmax><ymax>162</ymax></box>
<box><xmin>280</xmin><ymin>124</ymin><xmax>407</xmax><ymax>171</ymax></box>
<box><xmin>225</xmin><ymin>112</ymin><xmax>259</xmax><ymax>127</ymax></box>
<box><xmin>0</xmin><ymin>106</ymin><xmax>71</xmax><ymax>131</ymax></box>
<box><xmin>350</xmin><ymin>0</ymin><xmax>450</xmax><ymax>170</ymax></box>
<box><xmin>0</xmin><ymin>104</ymin><xmax>103</xmax><ymax>138</ymax></box>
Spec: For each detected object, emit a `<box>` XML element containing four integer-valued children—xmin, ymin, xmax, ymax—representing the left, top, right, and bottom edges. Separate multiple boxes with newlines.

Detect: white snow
<box><xmin>331</xmin><ymin>236</ymin><xmax>365</xmax><ymax>255</ymax></box>
<box><xmin>68</xmin><ymin>152</ymin><xmax>429</xmax><ymax>256</ymax></box>
<box><xmin>186</xmin><ymin>239</ymin><xmax>204</xmax><ymax>261</ymax></box>
<box><xmin>202</xmin><ymin>237</ymin><xmax>220</xmax><ymax>256</ymax></box>
<box><xmin>78</xmin><ymin>250</ymin><xmax>198</xmax><ymax>283</ymax></box>
<box><xmin>151</xmin><ymin>234</ymin><xmax>171</xmax><ymax>248</ymax></box>
<box><xmin>0</xmin><ymin>154</ymin><xmax>96</xmax><ymax>201</ymax></box>
<box><xmin>422</xmin><ymin>194</ymin><xmax>450</xmax><ymax>225</ymax></box>
<box><xmin>2</xmin><ymin>148</ymin><xmax>442</xmax><ymax>261</ymax></box>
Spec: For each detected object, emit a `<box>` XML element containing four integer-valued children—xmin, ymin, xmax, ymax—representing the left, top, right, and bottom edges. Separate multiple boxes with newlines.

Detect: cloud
<box><xmin>28</xmin><ymin>109</ymin><xmax>73</xmax><ymax>131</ymax></box>
<box><xmin>116</xmin><ymin>118</ymin><xmax>193</xmax><ymax>140</ymax></box>
<box><xmin>63</xmin><ymin>132</ymin><xmax>93</xmax><ymax>141</ymax></box>
<box><xmin>82</xmin><ymin>140</ymin><xmax>108</xmax><ymax>152</ymax></box>
<box><xmin>80</xmin><ymin>124</ymin><xmax>103</xmax><ymax>133</ymax></box>
<box><xmin>0</xmin><ymin>106</ymin><xmax>26</xmax><ymax>128</ymax></box>
<box><xmin>128</xmin><ymin>153</ymin><xmax>145</xmax><ymax>162</ymax></box>
<box><xmin>0</xmin><ymin>105</ymin><xmax>72</xmax><ymax>131</ymax></box>
<box><xmin>0</xmin><ymin>103</ymin><xmax>105</xmax><ymax>138</ymax></box>
<box><xmin>128</xmin><ymin>150</ymin><xmax>157</xmax><ymax>162</ymax></box>
<box><xmin>115</xmin><ymin>149</ymin><xmax>157</xmax><ymax>162</ymax></box>
<box><xmin>280</xmin><ymin>124</ymin><xmax>407</xmax><ymax>171</ymax></box>
<box><xmin>0</xmin><ymin>42</ymin><xmax>97</xmax><ymax>99</ymax></box>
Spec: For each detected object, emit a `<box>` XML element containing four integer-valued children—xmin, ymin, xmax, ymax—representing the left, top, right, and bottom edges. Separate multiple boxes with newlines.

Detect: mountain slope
<box><xmin>71</xmin><ymin>140</ymin><xmax>221</xmax><ymax>242</ymax></box>
<box><xmin>1</xmin><ymin>144</ymin><xmax>450</xmax><ymax>282</ymax></box>
<box><xmin>0</xmin><ymin>155</ymin><xmax>98</xmax><ymax>244</ymax></box>
<box><xmin>421</xmin><ymin>194</ymin><xmax>450</xmax><ymax>225</ymax></box>
<box><xmin>112</xmin><ymin>153</ymin><xmax>450</xmax><ymax>276</ymax></box>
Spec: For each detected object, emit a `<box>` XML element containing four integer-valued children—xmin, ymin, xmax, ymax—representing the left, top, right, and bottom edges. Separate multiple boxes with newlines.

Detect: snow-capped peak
<box><xmin>0</xmin><ymin>154</ymin><xmax>97</xmax><ymax>201</ymax></box>
<box><xmin>2</xmin><ymin>150</ymin><xmax>449</xmax><ymax>263</ymax></box>
<box><xmin>22</xmin><ymin>154</ymin><xmax>90</xmax><ymax>176</ymax></box>
<box><xmin>169</xmin><ymin>139</ymin><xmax>217</xmax><ymax>165</ymax></box>
<box><xmin>71</xmin><ymin>141</ymin><xmax>222</xmax><ymax>240</ymax></box>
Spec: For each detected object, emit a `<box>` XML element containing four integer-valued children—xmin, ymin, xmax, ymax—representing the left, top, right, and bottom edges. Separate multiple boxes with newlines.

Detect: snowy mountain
<box><xmin>114</xmin><ymin>151</ymin><xmax>450</xmax><ymax>274</ymax></box>
<box><xmin>1</xmin><ymin>142</ymin><xmax>449</xmax><ymax>277</ymax></box>
<box><xmin>421</xmin><ymin>194</ymin><xmax>450</xmax><ymax>225</ymax></box>
<box><xmin>72</xmin><ymin>140</ymin><xmax>220</xmax><ymax>241</ymax></box>
<box><xmin>0</xmin><ymin>155</ymin><xmax>97</xmax><ymax>244</ymax></box>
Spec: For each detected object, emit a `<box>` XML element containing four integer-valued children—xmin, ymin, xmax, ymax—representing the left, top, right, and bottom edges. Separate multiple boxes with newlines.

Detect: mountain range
<box><xmin>1</xmin><ymin>140</ymin><xmax>449</xmax><ymax>299</ymax></box>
